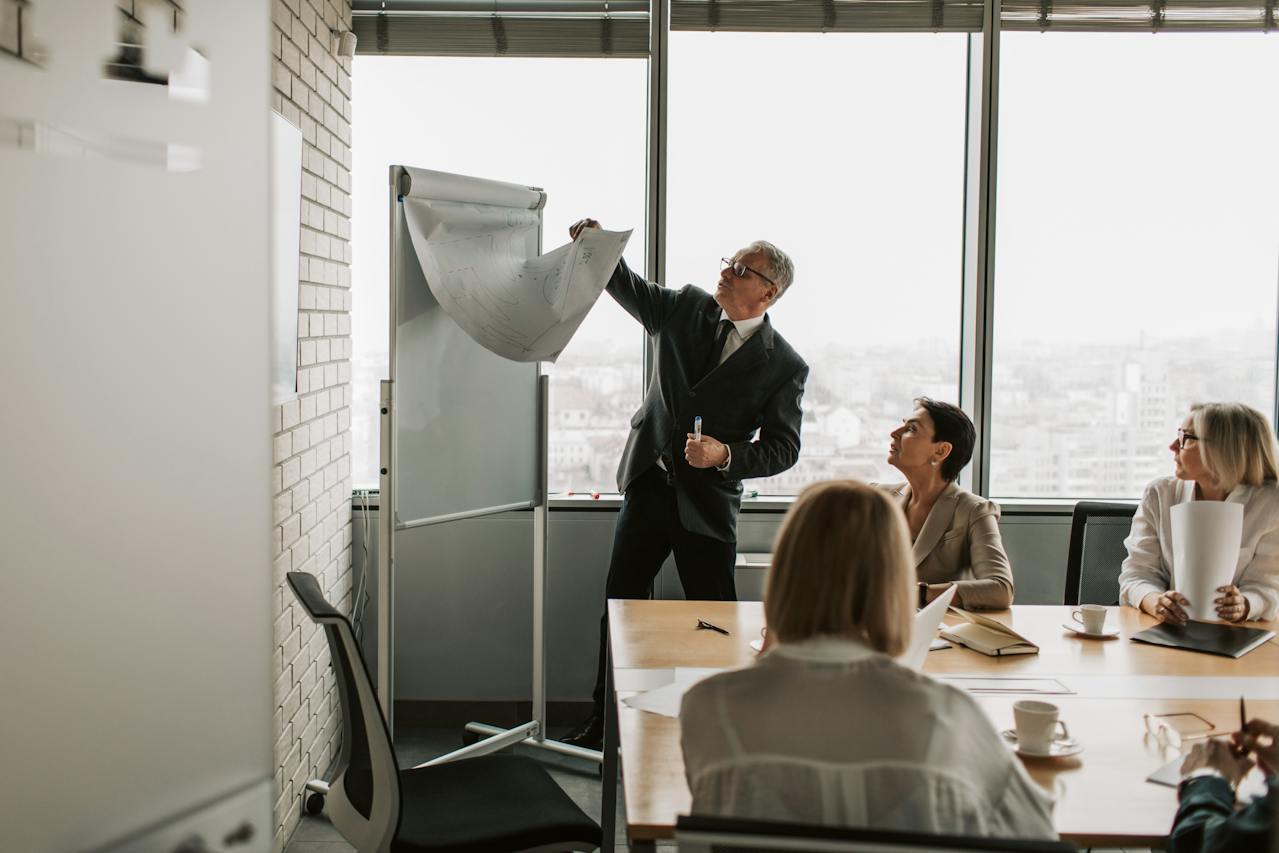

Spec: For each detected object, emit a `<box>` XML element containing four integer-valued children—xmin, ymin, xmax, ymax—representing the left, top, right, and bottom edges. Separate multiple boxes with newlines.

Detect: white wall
<box><xmin>268</xmin><ymin>0</ymin><xmax>354</xmax><ymax>847</ymax></box>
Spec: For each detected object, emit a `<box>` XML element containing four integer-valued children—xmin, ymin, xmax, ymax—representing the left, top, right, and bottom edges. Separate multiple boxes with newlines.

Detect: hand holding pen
<box><xmin>685</xmin><ymin>416</ymin><xmax>729</xmax><ymax>469</ymax></box>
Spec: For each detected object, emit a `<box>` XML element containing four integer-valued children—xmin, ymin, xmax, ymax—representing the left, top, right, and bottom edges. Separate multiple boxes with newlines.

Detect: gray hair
<box><xmin>742</xmin><ymin>240</ymin><xmax>795</xmax><ymax>303</ymax></box>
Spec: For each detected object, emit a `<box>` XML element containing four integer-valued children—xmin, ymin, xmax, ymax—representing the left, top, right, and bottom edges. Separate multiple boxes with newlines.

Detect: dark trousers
<box><xmin>589</xmin><ymin>465</ymin><xmax>738</xmax><ymax>710</ymax></box>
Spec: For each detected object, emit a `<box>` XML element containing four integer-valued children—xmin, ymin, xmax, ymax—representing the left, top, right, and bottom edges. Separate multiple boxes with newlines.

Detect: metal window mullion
<box><xmin>643</xmin><ymin>0</ymin><xmax>669</xmax><ymax>386</ymax></box>
<box><xmin>959</xmin><ymin>0</ymin><xmax>1000</xmax><ymax>497</ymax></box>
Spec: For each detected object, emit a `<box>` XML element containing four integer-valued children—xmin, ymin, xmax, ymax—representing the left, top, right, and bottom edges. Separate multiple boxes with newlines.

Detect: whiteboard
<box><xmin>391</xmin><ymin>166</ymin><xmax>542</xmax><ymax>526</ymax></box>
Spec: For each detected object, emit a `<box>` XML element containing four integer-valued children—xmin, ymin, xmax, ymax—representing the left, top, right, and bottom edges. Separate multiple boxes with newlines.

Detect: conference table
<box><xmin>600</xmin><ymin>601</ymin><xmax>1279</xmax><ymax>851</ymax></box>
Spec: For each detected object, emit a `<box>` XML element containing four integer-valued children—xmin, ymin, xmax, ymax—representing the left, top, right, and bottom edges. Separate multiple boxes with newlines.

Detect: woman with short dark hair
<box><xmin>880</xmin><ymin>398</ymin><xmax>1014</xmax><ymax>609</ymax></box>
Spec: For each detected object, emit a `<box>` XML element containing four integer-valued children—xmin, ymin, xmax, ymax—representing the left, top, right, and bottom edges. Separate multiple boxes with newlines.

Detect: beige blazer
<box><xmin>880</xmin><ymin>481</ymin><xmax>1014</xmax><ymax>610</ymax></box>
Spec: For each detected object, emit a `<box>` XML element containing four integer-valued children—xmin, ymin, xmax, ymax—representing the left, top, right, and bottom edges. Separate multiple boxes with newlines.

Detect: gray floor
<box><xmin>282</xmin><ymin>725</ymin><xmax>628</xmax><ymax>852</ymax></box>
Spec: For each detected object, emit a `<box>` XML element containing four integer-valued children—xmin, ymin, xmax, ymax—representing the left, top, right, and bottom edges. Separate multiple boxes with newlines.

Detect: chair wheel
<box><xmin>304</xmin><ymin>792</ymin><xmax>325</xmax><ymax>815</ymax></box>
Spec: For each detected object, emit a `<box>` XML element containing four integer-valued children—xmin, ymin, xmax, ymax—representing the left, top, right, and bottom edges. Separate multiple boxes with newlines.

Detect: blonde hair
<box><xmin>1190</xmin><ymin>402</ymin><xmax>1279</xmax><ymax>493</ymax></box>
<box><xmin>764</xmin><ymin>480</ymin><xmax>915</xmax><ymax>656</ymax></box>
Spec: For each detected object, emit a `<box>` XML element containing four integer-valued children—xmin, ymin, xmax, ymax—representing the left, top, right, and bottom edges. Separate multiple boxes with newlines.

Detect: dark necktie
<box><xmin>702</xmin><ymin>318</ymin><xmax>734</xmax><ymax>380</ymax></box>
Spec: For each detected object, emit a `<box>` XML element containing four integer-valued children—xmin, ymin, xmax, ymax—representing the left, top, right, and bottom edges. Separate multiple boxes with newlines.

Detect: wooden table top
<box><xmin>609</xmin><ymin>600</ymin><xmax>1279</xmax><ymax>847</ymax></box>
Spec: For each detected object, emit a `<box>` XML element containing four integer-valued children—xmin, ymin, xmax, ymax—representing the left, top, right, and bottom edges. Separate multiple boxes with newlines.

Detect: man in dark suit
<box><xmin>563</xmin><ymin>218</ymin><xmax>808</xmax><ymax>749</ymax></box>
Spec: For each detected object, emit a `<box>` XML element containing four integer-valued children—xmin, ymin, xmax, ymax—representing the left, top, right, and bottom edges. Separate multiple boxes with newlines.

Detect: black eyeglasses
<box><xmin>1177</xmin><ymin>429</ymin><xmax>1201</xmax><ymax>449</ymax></box>
<box><xmin>721</xmin><ymin>257</ymin><xmax>777</xmax><ymax>288</ymax></box>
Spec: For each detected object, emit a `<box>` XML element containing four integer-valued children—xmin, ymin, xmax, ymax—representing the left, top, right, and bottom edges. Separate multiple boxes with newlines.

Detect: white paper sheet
<box><xmin>1171</xmin><ymin>501</ymin><xmax>1243</xmax><ymax>620</ymax></box>
<box><xmin>620</xmin><ymin>667</ymin><xmax>725</xmax><ymax>718</ymax></box>
<box><xmin>937</xmin><ymin>677</ymin><xmax>1074</xmax><ymax>694</ymax></box>
<box><xmin>899</xmin><ymin>585</ymin><xmax>957</xmax><ymax>671</ymax></box>
<box><xmin>402</xmin><ymin>195</ymin><xmax>630</xmax><ymax>362</ymax></box>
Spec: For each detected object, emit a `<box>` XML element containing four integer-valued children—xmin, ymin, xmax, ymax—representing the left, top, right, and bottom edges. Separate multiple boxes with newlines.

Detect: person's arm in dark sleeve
<box><xmin>721</xmin><ymin>364</ymin><xmax>807</xmax><ymax>480</ymax></box>
<box><xmin>605</xmin><ymin>257</ymin><xmax>678</xmax><ymax>335</ymax></box>
<box><xmin>1169</xmin><ymin>776</ymin><xmax>1276</xmax><ymax>853</ymax></box>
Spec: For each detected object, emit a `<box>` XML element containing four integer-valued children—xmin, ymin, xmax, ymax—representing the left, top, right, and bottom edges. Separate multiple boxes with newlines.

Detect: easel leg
<box><xmin>602</xmin><ymin>640</ymin><xmax>619</xmax><ymax>853</ymax></box>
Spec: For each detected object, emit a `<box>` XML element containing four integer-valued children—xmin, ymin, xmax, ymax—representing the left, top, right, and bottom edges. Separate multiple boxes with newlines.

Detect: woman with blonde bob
<box><xmin>679</xmin><ymin>481</ymin><xmax>1056</xmax><ymax>838</ymax></box>
<box><xmin>1120</xmin><ymin>402</ymin><xmax>1279</xmax><ymax>623</ymax></box>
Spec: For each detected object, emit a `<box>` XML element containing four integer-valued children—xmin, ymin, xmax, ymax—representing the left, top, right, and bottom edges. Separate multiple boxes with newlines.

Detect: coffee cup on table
<box><xmin>1013</xmin><ymin>700</ymin><xmax>1069</xmax><ymax>754</ymax></box>
<box><xmin>1071</xmin><ymin>604</ymin><xmax>1107</xmax><ymax>634</ymax></box>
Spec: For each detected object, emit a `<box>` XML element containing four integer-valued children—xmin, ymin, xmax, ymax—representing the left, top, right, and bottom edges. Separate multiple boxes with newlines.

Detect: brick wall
<box><xmin>269</xmin><ymin>0</ymin><xmax>354</xmax><ymax>848</ymax></box>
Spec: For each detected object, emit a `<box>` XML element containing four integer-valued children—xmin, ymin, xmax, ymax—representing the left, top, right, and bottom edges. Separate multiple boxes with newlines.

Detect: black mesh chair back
<box><xmin>676</xmin><ymin>815</ymin><xmax>1078</xmax><ymax>852</ymax></box>
<box><xmin>1063</xmin><ymin>502</ymin><xmax>1137</xmax><ymax>606</ymax></box>
<box><xmin>287</xmin><ymin>571</ymin><xmax>402</xmax><ymax>851</ymax></box>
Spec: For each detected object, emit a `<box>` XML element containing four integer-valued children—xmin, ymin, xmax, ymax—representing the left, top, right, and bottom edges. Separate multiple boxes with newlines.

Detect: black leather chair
<box><xmin>286</xmin><ymin>571</ymin><xmax>601</xmax><ymax>852</ymax></box>
<box><xmin>1063</xmin><ymin>501</ymin><xmax>1137</xmax><ymax>606</ymax></box>
<box><xmin>676</xmin><ymin>815</ymin><xmax>1077</xmax><ymax>852</ymax></box>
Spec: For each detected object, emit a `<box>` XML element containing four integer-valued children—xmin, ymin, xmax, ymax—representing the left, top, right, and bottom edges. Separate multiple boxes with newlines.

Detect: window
<box><xmin>990</xmin><ymin>33</ymin><xmax>1279</xmax><ymax>499</ymax></box>
<box><xmin>350</xmin><ymin>56</ymin><xmax>647</xmax><ymax>491</ymax></box>
<box><xmin>665</xmin><ymin>32</ymin><xmax>968</xmax><ymax>494</ymax></box>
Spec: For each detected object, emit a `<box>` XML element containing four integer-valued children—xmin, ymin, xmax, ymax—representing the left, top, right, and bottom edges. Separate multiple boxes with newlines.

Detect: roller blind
<box><xmin>353</xmin><ymin>0</ymin><xmax>1278</xmax><ymax>57</ymax></box>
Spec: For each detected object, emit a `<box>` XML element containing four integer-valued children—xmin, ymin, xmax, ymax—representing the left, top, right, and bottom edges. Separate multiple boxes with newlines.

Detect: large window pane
<box><xmin>667</xmin><ymin>33</ymin><xmax>967</xmax><ymax>495</ymax></box>
<box><xmin>991</xmin><ymin>34</ymin><xmax>1279</xmax><ymax>499</ymax></box>
<box><xmin>350</xmin><ymin>56</ymin><xmax>647</xmax><ymax>492</ymax></box>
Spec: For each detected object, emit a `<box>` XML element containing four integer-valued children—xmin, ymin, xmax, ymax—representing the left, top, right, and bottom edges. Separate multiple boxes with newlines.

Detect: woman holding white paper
<box><xmin>1119</xmin><ymin>402</ymin><xmax>1279</xmax><ymax>623</ymax></box>
<box><xmin>679</xmin><ymin>481</ymin><xmax>1056</xmax><ymax>838</ymax></box>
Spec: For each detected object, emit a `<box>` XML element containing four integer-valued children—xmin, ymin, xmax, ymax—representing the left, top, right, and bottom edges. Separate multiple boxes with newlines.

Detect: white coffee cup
<box><xmin>1071</xmin><ymin>604</ymin><xmax>1107</xmax><ymax>634</ymax></box>
<box><xmin>1013</xmin><ymin>700</ymin><xmax>1069</xmax><ymax>754</ymax></box>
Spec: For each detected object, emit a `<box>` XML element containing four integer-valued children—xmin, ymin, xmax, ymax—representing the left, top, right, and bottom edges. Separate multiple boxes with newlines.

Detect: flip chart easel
<box><xmin>376</xmin><ymin>165</ymin><xmax>600</xmax><ymax>767</ymax></box>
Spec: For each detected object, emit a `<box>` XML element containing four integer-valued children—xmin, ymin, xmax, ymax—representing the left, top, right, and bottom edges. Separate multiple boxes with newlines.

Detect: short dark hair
<box><xmin>914</xmin><ymin>397</ymin><xmax>975</xmax><ymax>483</ymax></box>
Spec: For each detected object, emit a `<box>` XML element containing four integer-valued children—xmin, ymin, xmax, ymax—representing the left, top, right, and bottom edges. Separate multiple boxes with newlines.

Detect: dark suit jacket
<box><xmin>1169</xmin><ymin>775</ymin><xmax>1276</xmax><ymax>853</ymax></box>
<box><xmin>607</xmin><ymin>259</ymin><xmax>808</xmax><ymax>542</ymax></box>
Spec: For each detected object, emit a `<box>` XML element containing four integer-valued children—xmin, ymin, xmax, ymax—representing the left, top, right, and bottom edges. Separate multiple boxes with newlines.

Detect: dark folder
<box><xmin>1131</xmin><ymin>620</ymin><xmax>1276</xmax><ymax>659</ymax></box>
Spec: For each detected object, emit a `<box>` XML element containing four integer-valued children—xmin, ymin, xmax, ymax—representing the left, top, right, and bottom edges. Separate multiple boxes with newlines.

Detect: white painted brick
<box><xmin>315</xmin><ymin>440</ymin><xmax>331</xmax><ymax>468</ymax></box>
<box><xmin>324</xmin><ymin>313</ymin><xmax>338</xmax><ymax>336</ymax></box>
<box><xmin>271</xmin><ymin>404</ymin><xmax>283</xmax><ymax>435</ymax></box>
<box><xmin>271</xmin><ymin>466</ymin><xmax>283</xmax><ymax>495</ymax></box>
<box><xmin>272</xmin><ymin>525</ymin><xmax>283</xmax><ymax>559</ymax></box>
<box><xmin>324</xmin><ymin>363</ymin><xmax>339</xmax><ymax>388</ymax></box>
<box><xmin>281</xmin><ymin>398</ymin><xmax>301</xmax><ymax>431</ymax></box>
<box><xmin>309</xmin><ymin>419</ymin><xmax>325</xmax><ymax>449</ymax></box>
<box><xmin>300</xmin><ymin>449</ymin><xmax>318</xmax><ymax>478</ymax></box>
<box><xmin>298</xmin><ymin>340</ymin><xmax>315</xmax><ymax>366</ymax></box>
<box><xmin>300</xmin><ymin>503</ymin><xmax>318</xmax><ymax>535</ymax></box>
<box><xmin>299</xmin><ymin>392</ymin><xmax>317</xmax><ymax>422</ymax></box>
<box><xmin>281</xmin><ymin>625</ymin><xmax>302</xmax><ymax>665</ymax></box>
<box><xmin>281</xmin><ymin>513</ymin><xmax>301</xmax><ymax>549</ymax></box>
<box><xmin>295</xmin><ymin>367</ymin><xmax>309</xmax><ymax>395</ymax></box>
<box><xmin>273</xmin><ymin>491</ymin><xmax>292</xmax><ymax>525</ymax></box>
<box><xmin>290</xmin><ymin>538</ymin><xmax>311</xmax><ymax>576</ymax></box>
<box><xmin>291</xmin><ymin>423</ymin><xmax>310</xmax><ymax>454</ymax></box>
<box><xmin>273</xmin><ymin>549</ymin><xmax>291</xmax><ymax>588</ymax></box>
<box><xmin>291</xmin><ymin>479</ymin><xmax>310</xmax><ymax>510</ymax></box>
<box><xmin>281</xmin><ymin>456</ymin><xmax>301</xmax><ymax>489</ymax></box>
<box><xmin>316</xmin><ymin>338</ymin><xmax>330</xmax><ymax>364</ymax></box>
<box><xmin>272</xmin><ymin>433</ymin><xmax>291</xmax><ymax>464</ymax></box>
<box><xmin>310</xmin><ymin>311</ymin><xmax>326</xmax><ymax>336</ymax></box>
<box><xmin>324</xmin><ymin>462</ymin><xmax>338</xmax><ymax>491</ymax></box>
<box><xmin>298</xmin><ymin>285</ymin><xmax>315</xmax><ymax>311</ymax></box>
<box><xmin>324</xmin><ymin>156</ymin><xmax>339</xmax><ymax>185</ymax></box>
<box><xmin>337</xmin><ymin>407</ymin><xmax>350</xmax><ymax>433</ymax></box>
<box><xmin>324</xmin><ymin>209</ymin><xmax>340</xmax><ymax>236</ymax></box>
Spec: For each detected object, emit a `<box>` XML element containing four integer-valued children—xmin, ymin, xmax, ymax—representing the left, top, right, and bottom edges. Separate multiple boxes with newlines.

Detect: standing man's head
<box><xmin>716</xmin><ymin>240</ymin><xmax>794</xmax><ymax>321</ymax></box>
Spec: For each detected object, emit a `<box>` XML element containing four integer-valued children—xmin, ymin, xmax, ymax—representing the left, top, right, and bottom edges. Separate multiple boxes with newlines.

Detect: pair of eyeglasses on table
<box><xmin>1144</xmin><ymin>711</ymin><xmax>1216</xmax><ymax>749</ymax></box>
<box><xmin>696</xmin><ymin>618</ymin><xmax>730</xmax><ymax>636</ymax></box>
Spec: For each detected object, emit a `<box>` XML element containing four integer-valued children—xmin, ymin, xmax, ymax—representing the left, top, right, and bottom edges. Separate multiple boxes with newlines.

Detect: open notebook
<box><xmin>941</xmin><ymin>608</ymin><xmax>1039</xmax><ymax>657</ymax></box>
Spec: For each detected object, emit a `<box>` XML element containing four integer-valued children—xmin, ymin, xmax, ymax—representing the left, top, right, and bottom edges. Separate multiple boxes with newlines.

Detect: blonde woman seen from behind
<box><xmin>1119</xmin><ymin>403</ymin><xmax>1279</xmax><ymax>623</ymax></box>
<box><xmin>678</xmin><ymin>481</ymin><xmax>1056</xmax><ymax>838</ymax></box>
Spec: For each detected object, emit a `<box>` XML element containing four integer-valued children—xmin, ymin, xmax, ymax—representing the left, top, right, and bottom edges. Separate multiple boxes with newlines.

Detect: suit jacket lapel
<box><xmin>694</xmin><ymin>316</ymin><xmax>774</xmax><ymax>390</ymax></box>
<box><xmin>911</xmin><ymin>481</ymin><xmax>960</xmax><ymax>569</ymax></box>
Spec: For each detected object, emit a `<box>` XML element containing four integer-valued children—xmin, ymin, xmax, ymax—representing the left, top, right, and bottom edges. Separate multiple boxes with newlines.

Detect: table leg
<box><xmin>601</xmin><ymin>642</ymin><xmax>618</xmax><ymax>853</ymax></box>
<box><xmin>628</xmin><ymin>841</ymin><xmax>655</xmax><ymax>852</ymax></box>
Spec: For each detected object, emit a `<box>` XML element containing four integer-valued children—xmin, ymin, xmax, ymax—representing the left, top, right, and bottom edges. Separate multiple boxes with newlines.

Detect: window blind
<box><xmin>353</xmin><ymin>0</ymin><xmax>1277</xmax><ymax>57</ymax></box>
<box><xmin>352</xmin><ymin>1</ymin><xmax>650</xmax><ymax>56</ymax></box>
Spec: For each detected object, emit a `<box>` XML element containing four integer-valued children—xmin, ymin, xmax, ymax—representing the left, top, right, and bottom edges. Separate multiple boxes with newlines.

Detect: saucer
<box><xmin>1001</xmin><ymin>729</ymin><xmax>1084</xmax><ymax>758</ymax></box>
<box><xmin>1061</xmin><ymin>623</ymin><xmax>1120</xmax><ymax>639</ymax></box>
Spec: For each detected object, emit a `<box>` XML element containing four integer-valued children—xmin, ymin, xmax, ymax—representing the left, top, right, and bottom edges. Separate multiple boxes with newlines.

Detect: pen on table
<box><xmin>693</xmin><ymin>416</ymin><xmax>702</xmax><ymax>442</ymax></box>
<box><xmin>696</xmin><ymin>618</ymin><xmax>730</xmax><ymax>636</ymax></box>
<box><xmin>1240</xmin><ymin>696</ymin><xmax>1247</xmax><ymax>733</ymax></box>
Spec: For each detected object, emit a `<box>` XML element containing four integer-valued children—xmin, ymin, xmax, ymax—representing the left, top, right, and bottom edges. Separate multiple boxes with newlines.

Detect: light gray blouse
<box><xmin>679</xmin><ymin>636</ymin><xmax>1057</xmax><ymax>838</ymax></box>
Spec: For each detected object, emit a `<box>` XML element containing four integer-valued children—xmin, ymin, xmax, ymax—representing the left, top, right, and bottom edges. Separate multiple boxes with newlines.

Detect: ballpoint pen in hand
<box><xmin>696</xmin><ymin>618</ymin><xmax>730</xmax><ymax>636</ymax></box>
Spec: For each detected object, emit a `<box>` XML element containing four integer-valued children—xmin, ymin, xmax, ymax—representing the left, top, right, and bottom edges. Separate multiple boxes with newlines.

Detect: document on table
<box><xmin>936</xmin><ymin>676</ymin><xmax>1074</xmax><ymax>694</ymax></box>
<box><xmin>621</xmin><ymin>667</ymin><xmax>724</xmax><ymax>718</ymax></box>
<box><xmin>402</xmin><ymin>196</ymin><xmax>631</xmax><ymax>362</ymax></box>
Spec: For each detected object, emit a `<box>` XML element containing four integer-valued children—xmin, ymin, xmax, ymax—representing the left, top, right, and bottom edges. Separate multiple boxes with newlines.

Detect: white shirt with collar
<box><xmin>1118</xmin><ymin>476</ymin><xmax>1279</xmax><ymax>620</ymax></box>
<box><xmin>678</xmin><ymin>634</ymin><xmax>1057</xmax><ymax>838</ymax></box>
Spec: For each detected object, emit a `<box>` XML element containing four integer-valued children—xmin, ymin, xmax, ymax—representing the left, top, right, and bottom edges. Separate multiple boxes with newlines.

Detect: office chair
<box><xmin>285</xmin><ymin>571</ymin><xmax>601</xmax><ymax>853</ymax></box>
<box><xmin>1063</xmin><ymin>501</ymin><xmax>1137</xmax><ymax>606</ymax></box>
<box><xmin>676</xmin><ymin>815</ymin><xmax>1077</xmax><ymax>852</ymax></box>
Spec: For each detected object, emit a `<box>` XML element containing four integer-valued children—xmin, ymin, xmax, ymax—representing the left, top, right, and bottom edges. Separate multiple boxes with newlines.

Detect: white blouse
<box><xmin>678</xmin><ymin>636</ymin><xmax>1057</xmax><ymax>839</ymax></box>
<box><xmin>1118</xmin><ymin>476</ymin><xmax>1279</xmax><ymax>621</ymax></box>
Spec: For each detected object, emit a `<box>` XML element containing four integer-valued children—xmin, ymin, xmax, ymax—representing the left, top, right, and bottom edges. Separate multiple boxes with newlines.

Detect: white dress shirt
<box><xmin>1118</xmin><ymin>476</ymin><xmax>1279</xmax><ymax>620</ymax></box>
<box><xmin>679</xmin><ymin>635</ymin><xmax>1058</xmax><ymax>839</ymax></box>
